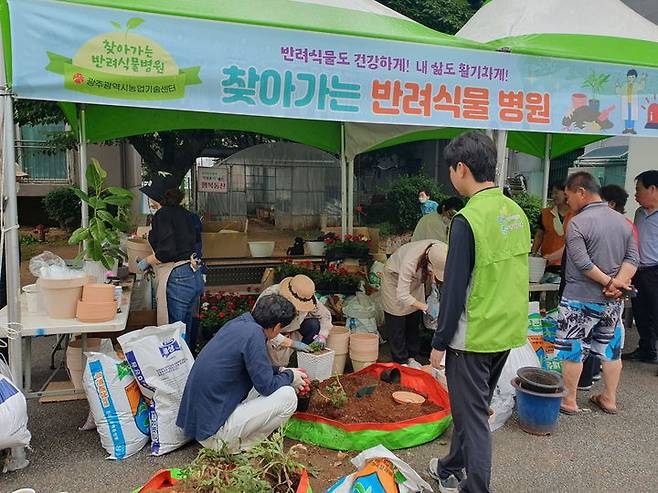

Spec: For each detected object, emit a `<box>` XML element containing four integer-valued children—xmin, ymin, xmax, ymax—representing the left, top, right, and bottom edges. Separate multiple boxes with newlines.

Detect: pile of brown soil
<box><xmin>306</xmin><ymin>373</ymin><xmax>442</xmax><ymax>424</ymax></box>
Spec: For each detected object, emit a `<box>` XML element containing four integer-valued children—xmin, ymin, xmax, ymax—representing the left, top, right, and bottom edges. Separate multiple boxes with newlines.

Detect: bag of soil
<box><xmin>83</xmin><ymin>350</ymin><xmax>150</xmax><ymax>459</ymax></box>
<box><xmin>0</xmin><ymin>357</ymin><xmax>31</xmax><ymax>451</ymax></box>
<box><xmin>118</xmin><ymin>322</ymin><xmax>194</xmax><ymax>456</ymax></box>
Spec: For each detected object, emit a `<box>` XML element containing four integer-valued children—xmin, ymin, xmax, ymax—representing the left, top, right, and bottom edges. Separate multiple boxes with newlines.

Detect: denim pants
<box><xmin>166</xmin><ymin>264</ymin><xmax>204</xmax><ymax>344</ymax></box>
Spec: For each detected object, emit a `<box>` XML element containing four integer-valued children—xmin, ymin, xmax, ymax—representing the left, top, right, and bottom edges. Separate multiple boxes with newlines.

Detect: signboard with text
<box><xmin>197</xmin><ymin>168</ymin><xmax>228</xmax><ymax>194</ymax></box>
<box><xmin>10</xmin><ymin>0</ymin><xmax>658</xmax><ymax>137</ymax></box>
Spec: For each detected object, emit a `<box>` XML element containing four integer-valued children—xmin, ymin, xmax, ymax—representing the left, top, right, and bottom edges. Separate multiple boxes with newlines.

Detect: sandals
<box><xmin>559</xmin><ymin>406</ymin><xmax>591</xmax><ymax>416</ymax></box>
<box><xmin>589</xmin><ymin>395</ymin><xmax>618</xmax><ymax>415</ymax></box>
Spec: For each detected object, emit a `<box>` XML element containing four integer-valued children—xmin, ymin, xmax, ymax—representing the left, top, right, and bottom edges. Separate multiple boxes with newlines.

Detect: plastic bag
<box><xmin>28</xmin><ymin>251</ymin><xmax>69</xmax><ymax>278</ymax></box>
<box><xmin>0</xmin><ymin>357</ymin><xmax>31</xmax><ymax>450</ymax></box>
<box><xmin>368</xmin><ymin>261</ymin><xmax>385</xmax><ymax>289</ymax></box>
<box><xmin>343</xmin><ymin>293</ymin><xmax>378</xmax><ymax>335</ymax></box>
<box><xmin>423</xmin><ymin>284</ymin><xmax>440</xmax><ymax>330</ymax></box>
<box><xmin>369</xmin><ymin>291</ymin><xmax>385</xmax><ymax>328</ymax></box>
<box><xmin>83</xmin><ymin>350</ymin><xmax>150</xmax><ymax>459</ymax></box>
<box><xmin>327</xmin><ymin>445</ymin><xmax>432</xmax><ymax>493</ymax></box>
<box><xmin>489</xmin><ymin>341</ymin><xmax>540</xmax><ymax>432</ymax></box>
<box><xmin>118</xmin><ymin>322</ymin><xmax>194</xmax><ymax>456</ymax></box>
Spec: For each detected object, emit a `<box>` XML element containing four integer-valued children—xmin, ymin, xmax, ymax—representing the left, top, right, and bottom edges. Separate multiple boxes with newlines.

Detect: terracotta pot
<box><xmin>349</xmin><ymin>333</ymin><xmax>379</xmax><ymax>361</ymax></box>
<box><xmin>351</xmin><ymin>359</ymin><xmax>376</xmax><ymax>371</ymax></box>
<box><xmin>82</xmin><ymin>283</ymin><xmax>115</xmax><ymax>303</ymax></box>
<box><xmin>76</xmin><ymin>300</ymin><xmax>117</xmax><ymax>323</ymax></box>
<box><xmin>126</xmin><ymin>238</ymin><xmax>153</xmax><ymax>274</ymax></box>
<box><xmin>571</xmin><ymin>93</ymin><xmax>588</xmax><ymax>109</ymax></box>
<box><xmin>332</xmin><ymin>353</ymin><xmax>348</xmax><ymax>375</ymax></box>
<box><xmin>38</xmin><ymin>276</ymin><xmax>87</xmax><ymax>319</ymax></box>
<box><xmin>327</xmin><ymin>326</ymin><xmax>350</xmax><ymax>354</ymax></box>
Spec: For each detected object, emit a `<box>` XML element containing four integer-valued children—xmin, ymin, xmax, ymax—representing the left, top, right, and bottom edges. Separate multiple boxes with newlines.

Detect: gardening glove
<box><xmin>289</xmin><ymin>368</ymin><xmax>309</xmax><ymax>391</ymax></box>
<box><xmin>312</xmin><ymin>334</ymin><xmax>326</xmax><ymax>349</ymax></box>
<box><xmin>291</xmin><ymin>340</ymin><xmax>313</xmax><ymax>353</ymax></box>
<box><xmin>136</xmin><ymin>257</ymin><xmax>151</xmax><ymax>272</ymax></box>
<box><xmin>425</xmin><ymin>302</ymin><xmax>439</xmax><ymax>320</ymax></box>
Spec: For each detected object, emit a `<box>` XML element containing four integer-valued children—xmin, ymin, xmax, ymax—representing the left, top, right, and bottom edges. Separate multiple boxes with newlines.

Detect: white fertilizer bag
<box><xmin>83</xmin><ymin>351</ymin><xmax>150</xmax><ymax>459</ymax></box>
<box><xmin>0</xmin><ymin>359</ymin><xmax>31</xmax><ymax>450</ymax></box>
<box><xmin>118</xmin><ymin>322</ymin><xmax>193</xmax><ymax>456</ymax></box>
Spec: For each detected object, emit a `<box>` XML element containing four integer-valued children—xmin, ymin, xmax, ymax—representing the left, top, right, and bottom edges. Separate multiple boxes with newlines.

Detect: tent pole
<box><xmin>495</xmin><ymin>130</ymin><xmax>508</xmax><ymax>188</ymax></box>
<box><xmin>340</xmin><ymin>123</ymin><xmax>347</xmax><ymax>237</ymax></box>
<box><xmin>542</xmin><ymin>134</ymin><xmax>552</xmax><ymax>207</ymax></box>
<box><xmin>347</xmin><ymin>158</ymin><xmax>354</xmax><ymax>234</ymax></box>
<box><xmin>78</xmin><ymin>105</ymin><xmax>89</xmax><ymax>250</ymax></box>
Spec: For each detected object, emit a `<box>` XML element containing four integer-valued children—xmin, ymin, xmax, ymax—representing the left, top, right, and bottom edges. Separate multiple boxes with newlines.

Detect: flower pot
<box><xmin>296</xmin><ymin>394</ymin><xmax>311</xmax><ymax>413</ymax></box>
<box><xmin>332</xmin><ymin>354</ymin><xmax>348</xmax><ymax>375</ymax></box>
<box><xmin>349</xmin><ymin>333</ymin><xmax>379</xmax><ymax>362</ymax></box>
<box><xmin>84</xmin><ymin>259</ymin><xmax>118</xmax><ymax>284</ymax></box>
<box><xmin>76</xmin><ymin>300</ymin><xmax>117</xmax><ymax>323</ymax></box>
<box><xmin>350</xmin><ymin>359</ymin><xmax>376</xmax><ymax>371</ymax></box>
<box><xmin>126</xmin><ymin>238</ymin><xmax>153</xmax><ymax>274</ymax></box>
<box><xmin>305</xmin><ymin>241</ymin><xmax>326</xmax><ymax>256</ymax></box>
<box><xmin>82</xmin><ymin>283</ymin><xmax>115</xmax><ymax>303</ymax></box>
<box><xmin>327</xmin><ymin>326</ymin><xmax>350</xmax><ymax>354</ymax></box>
<box><xmin>22</xmin><ymin>283</ymin><xmax>41</xmax><ymax>313</ymax></box>
<box><xmin>517</xmin><ymin>367</ymin><xmax>564</xmax><ymax>394</ymax></box>
<box><xmin>66</xmin><ymin>337</ymin><xmax>105</xmax><ymax>389</ymax></box>
<box><xmin>37</xmin><ymin>275</ymin><xmax>87</xmax><ymax>319</ymax></box>
<box><xmin>297</xmin><ymin>349</ymin><xmax>335</xmax><ymax>381</ymax></box>
<box><xmin>528</xmin><ymin>256</ymin><xmax>547</xmax><ymax>283</ymax></box>
<box><xmin>571</xmin><ymin>93</ymin><xmax>588</xmax><ymax>109</ymax></box>
<box><xmin>512</xmin><ymin>377</ymin><xmax>567</xmax><ymax>436</ymax></box>
<box><xmin>249</xmin><ymin>241</ymin><xmax>275</xmax><ymax>258</ymax></box>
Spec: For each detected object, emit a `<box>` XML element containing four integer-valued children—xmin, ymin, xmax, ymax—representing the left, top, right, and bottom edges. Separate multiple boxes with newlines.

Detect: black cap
<box><xmin>139</xmin><ymin>175</ymin><xmax>176</xmax><ymax>203</ymax></box>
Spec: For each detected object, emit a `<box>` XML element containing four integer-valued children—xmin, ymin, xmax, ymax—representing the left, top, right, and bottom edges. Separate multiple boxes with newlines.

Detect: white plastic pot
<box><xmin>529</xmin><ymin>256</ymin><xmax>547</xmax><ymax>283</ymax></box>
<box><xmin>305</xmin><ymin>241</ymin><xmax>326</xmax><ymax>256</ymax></box>
<box><xmin>297</xmin><ymin>349</ymin><xmax>335</xmax><ymax>381</ymax></box>
<box><xmin>22</xmin><ymin>284</ymin><xmax>41</xmax><ymax>313</ymax></box>
<box><xmin>249</xmin><ymin>241</ymin><xmax>275</xmax><ymax>257</ymax></box>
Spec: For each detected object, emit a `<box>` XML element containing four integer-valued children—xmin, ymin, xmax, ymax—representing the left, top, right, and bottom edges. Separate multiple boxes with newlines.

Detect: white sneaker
<box><xmin>405</xmin><ymin>358</ymin><xmax>423</xmax><ymax>369</ymax></box>
<box><xmin>428</xmin><ymin>458</ymin><xmax>461</xmax><ymax>493</ymax></box>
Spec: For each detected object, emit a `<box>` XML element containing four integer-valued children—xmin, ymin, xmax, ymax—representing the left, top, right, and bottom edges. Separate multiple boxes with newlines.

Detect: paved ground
<box><xmin>3</xmin><ymin>330</ymin><xmax>658</xmax><ymax>492</ymax></box>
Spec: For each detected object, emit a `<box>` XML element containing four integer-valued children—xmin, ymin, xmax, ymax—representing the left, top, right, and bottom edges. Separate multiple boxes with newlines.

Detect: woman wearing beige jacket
<box><xmin>382</xmin><ymin>240</ymin><xmax>447</xmax><ymax>368</ymax></box>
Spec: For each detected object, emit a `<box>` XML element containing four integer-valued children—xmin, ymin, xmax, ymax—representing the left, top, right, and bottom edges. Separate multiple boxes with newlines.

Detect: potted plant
<box><xmin>198</xmin><ymin>291</ymin><xmax>258</xmax><ymax>348</ymax></box>
<box><xmin>68</xmin><ymin>158</ymin><xmax>134</xmax><ymax>282</ymax></box>
<box><xmin>581</xmin><ymin>70</ymin><xmax>611</xmax><ymax>113</ymax></box>
<box><xmin>324</xmin><ymin>234</ymin><xmax>371</xmax><ymax>261</ymax></box>
<box><xmin>275</xmin><ymin>262</ymin><xmax>362</xmax><ymax>296</ymax></box>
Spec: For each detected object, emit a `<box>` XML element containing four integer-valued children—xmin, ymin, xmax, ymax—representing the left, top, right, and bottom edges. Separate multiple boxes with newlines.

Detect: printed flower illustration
<box><xmin>73</xmin><ymin>72</ymin><xmax>85</xmax><ymax>84</ymax></box>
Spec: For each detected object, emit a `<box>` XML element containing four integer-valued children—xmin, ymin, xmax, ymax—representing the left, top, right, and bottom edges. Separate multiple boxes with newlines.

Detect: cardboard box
<box><xmin>202</xmin><ymin>218</ymin><xmax>249</xmax><ymax>258</ymax></box>
<box><xmin>322</xmin><ymin>226</ymin><xmax>380</xmax><ymax>253</ymax></box>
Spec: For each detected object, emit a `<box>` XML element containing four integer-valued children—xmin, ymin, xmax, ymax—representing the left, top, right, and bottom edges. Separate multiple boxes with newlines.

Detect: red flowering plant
<box><xmin>275</xmin><ymin>262</ymin><xmax>362</xmax><ymax>295</ymax></box>
<box><xmin>199</xmin><ymin>291</ymin><xmax>258</xmax><ymax>347</ymax></box>
<box><xmin>324</xmin><ymin>234</ymin><xmax>371</xmax><ymax>260</ymax></box>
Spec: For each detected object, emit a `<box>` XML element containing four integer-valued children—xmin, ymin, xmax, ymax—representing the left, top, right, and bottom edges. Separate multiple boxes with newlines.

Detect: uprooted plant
<box><xmin>316</xmin><ymin>375</ymin><xmax>348</xmax><ymax>409</ymax></box>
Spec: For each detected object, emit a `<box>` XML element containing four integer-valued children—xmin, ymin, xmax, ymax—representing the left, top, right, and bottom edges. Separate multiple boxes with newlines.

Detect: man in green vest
<box><xmin>427</xmin><ymin>132</ymin><xmax>530</xmax><ymax>493</ymax></box>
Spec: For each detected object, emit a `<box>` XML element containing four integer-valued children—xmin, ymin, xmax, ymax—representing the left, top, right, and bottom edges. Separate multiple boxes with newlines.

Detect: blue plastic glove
<box><xmin>291</xmin><ymin>340</ymin><xmax>313</xmax><ymax>353</ymax></box>
<box><xmin>425</xmin><ymin>301</ymin><xmax>440</xmax><ymax>320</ymax></box>
<box><xmin>137</xmin><ymin>257</ymin><xmax>151</xmax><ymax>272</ymax></box>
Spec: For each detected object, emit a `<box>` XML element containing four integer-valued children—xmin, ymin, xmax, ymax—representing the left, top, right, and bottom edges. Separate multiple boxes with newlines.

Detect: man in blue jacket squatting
<box><xmin>177</xmin><ymin>294</ymin><xmax>309</xmax><ymax>451</ymax></box>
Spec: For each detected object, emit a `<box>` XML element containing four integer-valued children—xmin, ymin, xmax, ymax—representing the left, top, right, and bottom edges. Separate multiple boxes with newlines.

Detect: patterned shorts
<box><xmin>555</xmin><ymin>298</ymin><xmax>624</xmax><ymax>363</ymax></box>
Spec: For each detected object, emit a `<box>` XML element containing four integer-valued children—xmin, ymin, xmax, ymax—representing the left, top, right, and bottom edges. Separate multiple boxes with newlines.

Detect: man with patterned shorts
<box><xmin>556</xmin><ymin>172</ymin><xmax>638</xmax><ymax>415</ymax></box>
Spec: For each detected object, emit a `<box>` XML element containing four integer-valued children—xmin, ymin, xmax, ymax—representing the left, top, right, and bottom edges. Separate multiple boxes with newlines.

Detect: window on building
<box><xmin>18</xmin><ymin>124</ymin><xmax>70</xmax><ymax>183</ymax></box>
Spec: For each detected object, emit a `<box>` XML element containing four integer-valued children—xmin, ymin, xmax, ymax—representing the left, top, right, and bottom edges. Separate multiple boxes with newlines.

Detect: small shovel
<box><xmin>355</xmin><ymin>384</ymin><xmax>378</xmax><ymax>398</ymax></box>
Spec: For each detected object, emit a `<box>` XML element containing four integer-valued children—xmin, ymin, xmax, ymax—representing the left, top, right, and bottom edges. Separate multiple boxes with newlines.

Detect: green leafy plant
<box><xmin>42</xmin><ymin>187</ymin><xmax>82</xmax><ymax>231</ymax></box>
<box><xmin>317</xmin><ymin>376</ymin><xmax>348</xmax><ymax>409</ymax></box>
<box><xmin>511</xmin><ymin>192</ymin><xmax>542</xmax><ymax>237</ymax></box>
<box><xmin>199</xmin><ymin>291</ymin><xmax>258</xmax><ymax>349</ymax></box>
<box><xmin>110</xmin><ymin>17</ymin><xmax>144</xmax><ymax>31</ymax></box>
<box><xmin>275</xmin><ymin>262</ymin><xmax>362</xmax><ymax>294</ymax></box>
<box><xmin>582</xmin><ymin>70</ymin><xmax>611</xmax><ymax>99</ymax></box>
<box><xmin>68</xmin><ymin>158</ymin><xmax>133</xmax><ymax>269</ymax></box>
<box><xmin>324</xmin><ymin>234</ymin><xmax>371</xmax><ymax>259</ymax></box>
<box><xmin>308</xmin><ymin>341</ymin><xmax>324</xmax><ymax>352</ymax></box>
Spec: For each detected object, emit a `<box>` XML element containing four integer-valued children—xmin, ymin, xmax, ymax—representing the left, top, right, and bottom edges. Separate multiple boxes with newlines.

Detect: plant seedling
<box><xmin>308</xmin><ymin>341</ymin><xmax>324</xmax><ymax>352</ymax></box>
<box><xmin>317</xmin><ymin>375</ymin><xmax>348</xmax><ymax>409</ymax></box>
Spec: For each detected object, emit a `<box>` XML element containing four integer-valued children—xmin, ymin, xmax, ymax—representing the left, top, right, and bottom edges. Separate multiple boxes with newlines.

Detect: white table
<box><xmin>0</xmin><ymin>285</ymin><xmax>133</xmax><ymax>399</ymax></box>
<box><xmin>529</xmin><ymin>283</ymin><xmax>560</xmax><ymax>293</ymax></box>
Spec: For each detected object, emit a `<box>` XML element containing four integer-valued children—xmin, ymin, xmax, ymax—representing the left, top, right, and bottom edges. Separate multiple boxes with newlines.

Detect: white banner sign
<box><xmin>197</xmin><ymin>168</ymin><xmax>228</xmax><ymax>193</ymax></box>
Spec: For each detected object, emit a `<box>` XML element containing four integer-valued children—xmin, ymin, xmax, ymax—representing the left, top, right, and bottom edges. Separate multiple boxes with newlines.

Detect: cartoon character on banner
<box><xmin>616</xmin><ymin>69</ymin><xmax>648</xmax><ymax>135</ymax></box>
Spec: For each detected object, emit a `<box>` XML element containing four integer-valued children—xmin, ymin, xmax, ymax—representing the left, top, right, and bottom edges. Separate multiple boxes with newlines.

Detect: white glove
<box><xmin>289</xmin><ymin>368</ymin><xmax>308</xmax><ymax>391</ymax></box>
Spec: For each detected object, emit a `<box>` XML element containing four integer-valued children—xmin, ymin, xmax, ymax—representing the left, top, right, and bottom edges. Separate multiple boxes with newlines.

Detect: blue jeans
<box><xmin>166</xmin><ymin>264</ymin><xmax>204</xmax><ymax>345</ymax></box>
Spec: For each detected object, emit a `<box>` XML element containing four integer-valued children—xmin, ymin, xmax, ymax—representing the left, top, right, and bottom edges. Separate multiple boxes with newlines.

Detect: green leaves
<box><xmin>126</xmin><ymin>17</ymin><xmax>144</xmax><ymax>30</ymax></box>
<box><xmin>68</xmin><ymin>227</ymin><xmax>89</xmax><ymax>245</ymax></box>
<box><xmin>110</xmin><ymin>21</ymin><xmax>121</xmax><ymax>30</ymax></box>
<box><xmin>86</xmin><ymin>158</ymin><xmax>107</xmax><ymax>192</ymax></box>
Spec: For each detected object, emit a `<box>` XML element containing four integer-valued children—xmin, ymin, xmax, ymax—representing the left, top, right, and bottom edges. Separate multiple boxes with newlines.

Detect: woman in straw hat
<box><xmin>258</xmin><ymin>274</ymin><xmax>333</xmax><ymax>367</ymax></box>
<box><xmin>382</xmin><ymin>240</ymin><xmax>447</xmax><ymax>368</ymax></box>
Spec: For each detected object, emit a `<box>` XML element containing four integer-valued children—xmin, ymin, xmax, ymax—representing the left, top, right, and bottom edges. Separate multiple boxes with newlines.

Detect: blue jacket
<box><xmin>176</xmin><ymin>313</ymin><xmax>294</xmax><ymax>441</ymax></box>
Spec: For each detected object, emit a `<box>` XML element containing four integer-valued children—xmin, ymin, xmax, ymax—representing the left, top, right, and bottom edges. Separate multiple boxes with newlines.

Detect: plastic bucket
<box><xmin>249</xmin><ymin>241</ymin><xmax>275</xmax><ymax>257</ymax></box>
<box><xmin>126</xmin><ymin>238</ymin><xmax>154</xmax><ymax>274</ymax></box>
<box><xmin>529</xmin><ymin>256</ymin><xmax>547</xmax><ymax>283</ymax></box>
<box><xmin>38</xmin><ymin>276</ymin><xmax>87</xmax><ymax>319</ymax></box>
<box><xmin>305</xmin><ymin>241</ymin><xmax>326</xmax><ymax>256</ymax></box>
<box><xmin>512</xmin><ymin>377</ymin><xmax>567</xmax><ymax>436</ymax></box>
<box><xmin>22</xmin><ymin>284</ymin><xmax>40</xmax><ymax>313</ymax></box>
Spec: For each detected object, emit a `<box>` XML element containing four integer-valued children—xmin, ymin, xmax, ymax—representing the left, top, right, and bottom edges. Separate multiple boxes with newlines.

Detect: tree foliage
<box><xmin>378</xmin><ymin>0</ymin><xmax>482</xmax><ymax>34</ymax></box>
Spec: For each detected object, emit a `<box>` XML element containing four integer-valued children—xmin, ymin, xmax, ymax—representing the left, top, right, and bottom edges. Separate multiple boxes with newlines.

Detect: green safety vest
<box><xmin>450</xmin><ymin>188</ymin><xmax>530</xmax><ymax>352</ymax></box>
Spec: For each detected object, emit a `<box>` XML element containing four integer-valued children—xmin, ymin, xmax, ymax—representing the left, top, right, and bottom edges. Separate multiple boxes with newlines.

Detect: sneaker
<box><xmin>428</xmin><ymin>459</ymin><xmax>460</xmax><ymax>493</ymax></box>
<box><xmin>405</xmin><ymin>358</ymin><xmax>423</xmax><ymax>369</ymax></box>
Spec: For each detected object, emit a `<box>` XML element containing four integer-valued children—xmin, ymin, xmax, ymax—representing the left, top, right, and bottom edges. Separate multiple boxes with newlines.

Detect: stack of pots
<box><xmin>326</xmin><ymin>325</ymin><xmax>350</xmax><ymax>375</ymax></box>
<box><xmin>512</xmin><ymin>367</ymin><xmax>567</xmax><ymax>436</ymax></box>
<box><xmin>37</xmin><ymin>275</ymin><xmax>88</xmax><ymax>319</ymax></box>
<box><xmin>66</xmin><ymin>337</ymin><xmax>105</xmax><ymax>389</ymax></box>
<box><xmin>76</xmin><ymin>284</ymin><xmax>117</xmax><ymax>323</ymax></box>
<box><xmin>349</xmin><ymin>332</ymin><xmax>379</xmax><ymax>371</ymax></box>
<box><xmin>126</xmin><ymin>238</ymin><xmax>153</xmax><ymax>274</ymax></box>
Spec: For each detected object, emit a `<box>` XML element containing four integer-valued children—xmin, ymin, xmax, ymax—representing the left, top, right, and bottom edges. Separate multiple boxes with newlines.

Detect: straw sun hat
<box><xmin>427</xmin><ymin>241</ymin><xmax>448</xmax><ymax>282</ymax></box>
<box><xmin>279</xmin><ymin>275</ymin><xmax>317</xmax><ymax>312</ymax></box>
